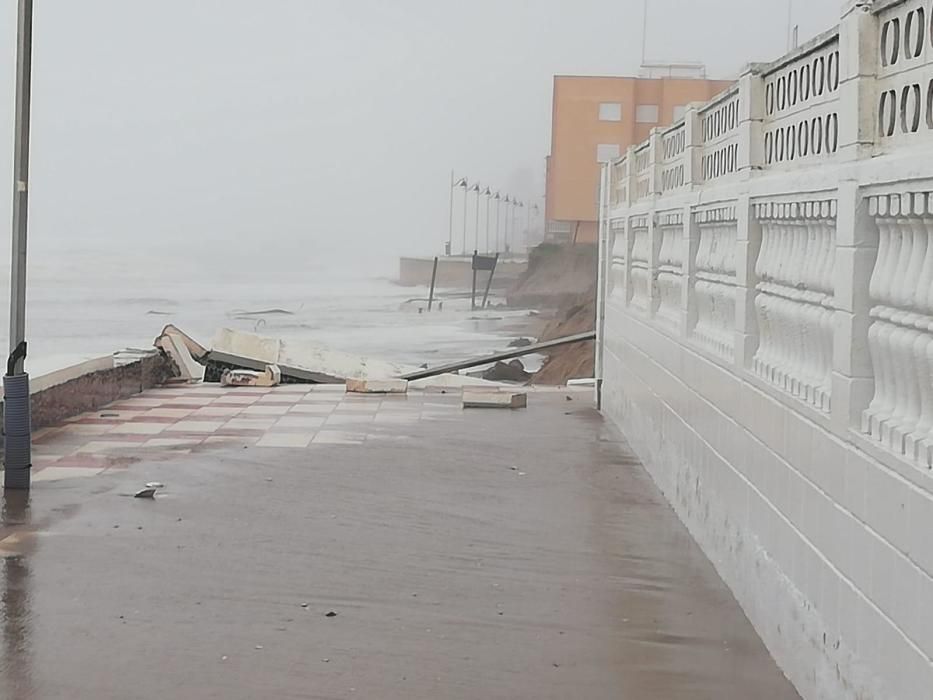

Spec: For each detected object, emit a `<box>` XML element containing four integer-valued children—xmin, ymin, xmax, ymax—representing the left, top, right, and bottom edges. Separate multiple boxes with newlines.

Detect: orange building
<box><xmin>545</xmin><ymin>69</ymin><xmax>733</xmax><ymax>244</ymax></box>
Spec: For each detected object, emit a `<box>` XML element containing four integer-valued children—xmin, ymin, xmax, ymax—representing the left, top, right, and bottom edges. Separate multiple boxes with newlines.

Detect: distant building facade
<box><xmin>545</xmin><ymin>68</ymin><xmax>733</xmax><ymax>245</ymax></box>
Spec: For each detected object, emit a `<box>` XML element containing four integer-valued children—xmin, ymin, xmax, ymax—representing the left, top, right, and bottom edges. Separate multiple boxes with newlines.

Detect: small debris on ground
<box><xmin>565</xmin><ymin>396</ymin><xmax>573</xmax><ymax>401</ymax></box>
<box><xmin>134</xmin><ymin>488</ymin><xmax>157</xmax><ymax>499</ymax></box>
<box><xmin>145</xmin><ymin>482</ymin><xmax>165</xmax><ymax>489</ymax></box>
<box><xmin>325</xmin><ymin>611</ymin><xmax>338</xmax><ymax>618</ymax></box>
<box><xmin>481</xmin><ymin>359</ymin><xmax>531</xmax><ymax>383</ymax></box>
<box><xmin>509</xmin><ymin>466</ymin><xmax>519</xmax><ymax>471</ymax></box>
<box><xmin>300</xmin><ymin>603</ymin><xmax>309</xmax><ymax>608</ymax></box>
<box><xmin>518</xmin><ymin>472</ymin><xmax>527</xmax><ymax>476</ymax></box>
<box><xmin>255</xmin><ymin>645</ymin><xmax>263</xmax><ymax>650</ymax></box>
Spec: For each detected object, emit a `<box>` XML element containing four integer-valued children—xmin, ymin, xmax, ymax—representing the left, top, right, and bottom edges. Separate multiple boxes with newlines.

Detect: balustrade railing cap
<box><xmin>761</xmin><ymin>26</ymin><xmax>840</xmax><ymax>77</ymax></box>
<box><xmin>699</xmin><ymin>84</ymin><xmax>740</xmax><ymax>114</ymax></box>
<box><xmin>871</xmin><ymin>0</ymin><xmax>910</xmax><ymax>15</ymax></box>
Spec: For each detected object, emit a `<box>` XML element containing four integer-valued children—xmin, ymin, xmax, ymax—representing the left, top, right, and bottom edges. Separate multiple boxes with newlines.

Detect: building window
<box><xmin>598</xmin><ymin>102</ymin><xmax>622</xmax><ymax>122</ymax></box>
<box><xmin>635</xmin><ymin>105</ymin><xmax>660</xmax><ymax>123</ymax></box>
<box><xmin>596</xmin><ymin>144</ymin><xmax>621</xmax><ymax>163</ymax></box>
<box><xmin>673</xmin><ymin>105</ymin><xmax>687</xmax><ymax>121</ymax></box>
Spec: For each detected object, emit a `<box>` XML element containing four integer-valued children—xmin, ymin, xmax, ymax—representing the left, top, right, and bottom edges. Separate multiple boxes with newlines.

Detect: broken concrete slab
<box><xmin>462</xmin><ymin>390</ymin><xmax>527</xmax><ymax>409</ymax></box>
<box><xmin>346</xmin><ymin>378</ymin><xmax>409</xmax><ymax>394</ymax></box>
<box><xmin>211</xmin><ymin>328</ymin><xmax>417</xmax><ymax>383</ymax></box>
<box><xmin>408</xmin><ymin>374</ymin><xmax>505</xmax><ymax>391</ymax></box>
<box><xmin>155</xmin><ymin>329</ymin><xmax>205</xmax><ymax>383</ymax></box>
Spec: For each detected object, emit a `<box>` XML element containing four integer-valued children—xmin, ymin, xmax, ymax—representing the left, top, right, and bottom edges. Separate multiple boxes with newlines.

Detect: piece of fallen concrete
<box><xmin>154</xmin><ymin>328</ymin><xmax>206</xmax><ymax>383</ymax></box>
<box><xmin>462</xmin><ymin>390</ymin><xmax>527</xmax><ymax>409</ymax></box>
<box><xmin>346</xmin><ymin>378</ymin><xmax>408</xmax><ymax>394</ymax></box>
<box><xmin>221</xmin><ymin>364</ymin><xmax>282</xmax><ymax>388</ymax></box>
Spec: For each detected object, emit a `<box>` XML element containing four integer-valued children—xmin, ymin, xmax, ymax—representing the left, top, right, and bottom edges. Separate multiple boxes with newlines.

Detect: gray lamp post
<box><xmin>446</xmin><ymin>171</ymin><xmax>461</xmax><ymax>256</ymax></box>
<box><xmin>470</xmin><ymin>182</ymin><xmax>481</xmax><ymax>253</ymax></box>
<box><xmin>6</xmin><ymin>0</ymin><xmax>34</xmax><ymax>491</ymax></box>
<box><xmin>483</xmin><ymin>187</ymin><xmax>492</xmax><ymax>253</ymax></box>
<box><xmin>456</xmin><ymin>177</ymin><xmax>469</xmax><ymax>255</ymax></box>
<box><xmin>494</xmin><ymin>192</ymin><xmax>501</xmax><ymax>253</ymax></box>
<box><xmin>502</xmin><ymin>196</ymin><xmax>511</xmax><ymax>253</ymax></box>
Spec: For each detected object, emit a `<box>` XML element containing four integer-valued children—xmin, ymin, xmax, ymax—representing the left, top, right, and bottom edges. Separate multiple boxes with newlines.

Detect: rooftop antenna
<box><xmin>641</xmin><ymin>0</ymin><xmax>649</xmax><ymax>66</ymax></box>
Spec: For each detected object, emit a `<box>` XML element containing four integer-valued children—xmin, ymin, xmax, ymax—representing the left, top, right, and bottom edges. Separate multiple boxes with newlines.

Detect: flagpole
<box><xmin>641</xmin><ymin>0</ymin><xmax>648</xmax><ymax>66</ymax></box>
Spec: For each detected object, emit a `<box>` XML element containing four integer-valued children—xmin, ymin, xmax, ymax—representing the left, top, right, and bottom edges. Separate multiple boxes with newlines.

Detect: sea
<box><xmin>0</xmin><ymin>244</ymin><xmax>536</xmax><ymax>378</ymax></box>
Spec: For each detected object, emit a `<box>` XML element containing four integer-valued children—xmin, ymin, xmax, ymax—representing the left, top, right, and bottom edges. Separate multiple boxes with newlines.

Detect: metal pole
<box><xmin>446</xmin><ymin>171</ymin><xmax>454</xmax><ymax>256</ymax></box>
<box><xmin>526</xmin><ymin>205</ymin><xmax>531</xmax><ymax>249</ymax></box>
<box><xmin>496</xmin><ymin>198</ymin><xmax>501</xmax><ymax>253</ymax></box>
<box><xmin>428</xmin><ymin>257</ymin><xmax>438</xmax><ymax>311</ymax></box>
<box><xmin>595</xmin><ymin>164</ymin><xmax>609</xmax><ymax>410</ymax></box>
<box><xmin>470</xmin><ymin>252</ymin><xmax>478</xmax><ymax>311</ymax></box>
<box><xmin>461</xmin><ymin>184</ymin><xmax>468</xmax><ymax>256</ymax></box>
<box><xmin>641</xmin><ymin>0</ymin><xmax>648</xmax><ymax>66</ymax></box>
<box><xmin>473</xmin><ymin>189</ymin><xmax>480</xmax><ymax>252</ymax></box>
<box><xmin>6</xmin><ymin>0</ymin><xmax>34</xmax><ymax>491</ymax></box>
<box><xmin>502</xmin><ymin>202</ymin><xmax>508</xmax><ymax>254</ymax></box>
<box><xmin>485</xmin><ymin>195</ymin><xmax>491</xmax><ymax>253</ymax></box>
<box><xmin>481</xmin><ymin>254</ymin><xmax>499</xmax><ymax>309</ymax></box>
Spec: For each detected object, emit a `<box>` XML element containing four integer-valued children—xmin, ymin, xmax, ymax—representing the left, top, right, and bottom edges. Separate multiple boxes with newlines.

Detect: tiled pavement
<box><xmin>0</xmin><ymin>381</ymin><xmax>801</xmax><ymax>699</ymax></box>
<box><xmin>31</xmin><ymin>383</ymin><xmax>472</xmax><ymax>481</ymax></box>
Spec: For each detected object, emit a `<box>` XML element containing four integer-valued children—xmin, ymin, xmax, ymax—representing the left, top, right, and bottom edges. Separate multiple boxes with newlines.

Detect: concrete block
<box><xmin>831</xmin><ymin>373</ymin><xmax>874</xmax><ymax>433</ymax></box>
<box><xmin>462</xmin><ymin>391</ymin><xmax>527</xmax><ymax>409</ymax></box>
<box><xmin>346</xmin><ymin>378</ymin><xmax>409</xmax><ymax>394</ymax></box>
<box><xmin>220</xmin><ymin>365</ymin><xmax>281</xmax><ymax>388</ymax></box>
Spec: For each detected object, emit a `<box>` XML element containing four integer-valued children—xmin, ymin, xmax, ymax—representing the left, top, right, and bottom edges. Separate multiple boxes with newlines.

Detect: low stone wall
<box><xmin>29</xmin><ymin>353</ymin><xmax>177</xmax><ymax>429</ymax></box>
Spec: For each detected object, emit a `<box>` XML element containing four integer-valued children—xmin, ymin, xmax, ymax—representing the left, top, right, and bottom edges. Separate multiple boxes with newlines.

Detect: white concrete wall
<box><xmin>598</xmin><ymin>1</ymin><xmax>933</xmax><ymax>697</ymax></box>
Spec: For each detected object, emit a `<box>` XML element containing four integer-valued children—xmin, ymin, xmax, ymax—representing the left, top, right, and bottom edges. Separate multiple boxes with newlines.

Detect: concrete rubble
<box><xmin>153</xmin><ymin>326</ymin><xmax>513</xmax><ymax>391</ymax></box>
<box><xmin>462</xmin><ymin>388</ymin><xmax>528</xmax><ymax>409</ymax></box>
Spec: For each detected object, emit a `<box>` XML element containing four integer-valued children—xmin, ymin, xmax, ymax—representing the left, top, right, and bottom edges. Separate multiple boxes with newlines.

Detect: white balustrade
<box><xmin>862</xmin><ymin>192</ymin><xmax>933</xmax><ymax>464</ymax></box>
<box><xmin>609</xmin><ymin>219</ymin><xmax>626</xmax><ymax>299</ymax></box>
<box><xmin>654</xmin><ymin>211</ymin><xmax>684</xmax><ymax>330</ymax></box>
<box><xmin>633</xmin><ymin>145</ymin><xmax>652</xmax><ymax>201</ymax></box>
<box><xmin>659</xmin><ymin>122</ymin><xmax>687</xmax><ymax>194</ymax></box>
<box><xmin>875</xmin><ymin>0</ymin><xmax>933</xmax><ymax>148</ymax></box>
<box><xmin>691</xmin><ymin>205</ymin><xmax>737</xmax><ymax>359</ymax></box>
<box><xmin>762</xmin><ymin>32</ymin><xmax>841</xmax><ymax>168</ymax></box>
<box><xmin>598</xmin><ymin>0</ymin><xmax>933</xmax><ymax>464</ymax></box>
<box><xmin>629</xmin><ymin>215</ymin><xmax>651</xmax><ymax>312</ymax></box>
<box><xmin>611</xmin><ymin>157</ymin><xmax>629</xmax><ymax>207</ymax></box>
<box><xmin>753</xmin><ymin>200</ymin><xmax>836</xmax><ymax>412</ymax></box>
<box><xmin>699</xmin><ymin>87</ymin><xmax>741</xmax><ymax>182</ymax></box>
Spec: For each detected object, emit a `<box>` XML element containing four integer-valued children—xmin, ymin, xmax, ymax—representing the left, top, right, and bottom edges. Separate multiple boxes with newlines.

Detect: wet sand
<box><xmin>0</xmin><ymin>390</ymin><xmax>799</xmax><ymax>699</ymax></box>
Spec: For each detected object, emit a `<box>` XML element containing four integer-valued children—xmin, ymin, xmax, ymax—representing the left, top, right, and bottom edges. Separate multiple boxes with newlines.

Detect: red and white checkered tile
<box><xmin>29</xmin><ymin>383</ymin><xmax>460</xmax><ymax>481</ymax></box>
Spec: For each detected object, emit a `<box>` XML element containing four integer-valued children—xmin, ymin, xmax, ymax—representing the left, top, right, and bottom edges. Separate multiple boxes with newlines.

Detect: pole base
<box><xmin>4</xmin><ymin>465</ymin><xmax>30</xmax><ymax>490</ymax></box>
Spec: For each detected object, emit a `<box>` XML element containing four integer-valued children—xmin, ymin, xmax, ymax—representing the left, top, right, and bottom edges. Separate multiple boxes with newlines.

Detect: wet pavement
<box><xmin>0</xmin><ymin>385</ymin><xmax>799</xmax><ymax>699</ymax></box>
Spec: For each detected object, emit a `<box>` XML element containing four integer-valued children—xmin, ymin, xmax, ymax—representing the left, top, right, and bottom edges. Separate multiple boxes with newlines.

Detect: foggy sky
<box><xmin>0</xmin><ymin>0</ymin><xmax>839</xmax><ymax>275</ymax></box>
